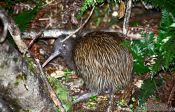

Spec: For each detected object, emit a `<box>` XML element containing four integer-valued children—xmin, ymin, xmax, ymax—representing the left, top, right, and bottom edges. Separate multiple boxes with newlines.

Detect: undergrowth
<box><xmin>123</xmin><ymin>9</ymin><xmax>175</xmax><ymax>108</ymax></box>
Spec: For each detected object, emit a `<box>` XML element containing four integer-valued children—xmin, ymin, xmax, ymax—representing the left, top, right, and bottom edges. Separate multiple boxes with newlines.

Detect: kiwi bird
<box><xmin>42</xmin><ymin>31</ymin><xmax>133</xmax><ymax>111</ymax></box>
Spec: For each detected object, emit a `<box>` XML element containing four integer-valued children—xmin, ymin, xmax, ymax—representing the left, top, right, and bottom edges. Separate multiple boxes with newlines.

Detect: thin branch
<box><xmin>35</xmin><ymin>59</ymin><xmax>65</xmax><ymax>112</ymax></box>
<box><xmin>141</xmin><ymin>0</ymin><xmax>153</xmax><ymax>9</ymax></box>
<box><xmin>23</xmin><ymin>24</ymin><xmax>50</xmax><ymax>56</ymax></box>
<box><xmin>123</xmin><ymin>0</ymin><xmax>132</xmax><ymax>35</ymax></box>
<box><xmin>61</xmin><ymin>6</ymin><xmax>95</xmax><ymax>43</ymax></box>
<box><xmin>26</xmin><ymin>31</ymin><xmax>43</xmax><ymax>50</ymax></box>
<box><xmin>168</xmin><ymin>82</ymin><xmax>175</xmax><ymax>106</ymax></box>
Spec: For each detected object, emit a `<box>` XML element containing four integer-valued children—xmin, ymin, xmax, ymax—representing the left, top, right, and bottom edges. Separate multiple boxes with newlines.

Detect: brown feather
<box><xmin>73</xmin><ymin>32</ymin><xmax>133</xmax><ymax>93</ymax></box>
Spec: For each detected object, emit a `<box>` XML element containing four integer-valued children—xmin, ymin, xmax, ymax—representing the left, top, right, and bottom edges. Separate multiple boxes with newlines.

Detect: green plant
<box><xmin>13</xmin><ymin>8</ymin><xmax>38</xmax><ymax>32</ymax></box>
<box><xmin>48</xmin><ymin>76</ymin><xmax>72</xmax><ymax>112</ymax></box>
<box><xmin>138</xmin><ymin>78</ymin><xmax>162</xmax><ymax>105</ymax></box>
<box><xmin>122</xmin><ymin>9</ymin><xmax>175</xmax><ymax>109</ymax></box>
<box><xmin>143</xmin><ymin>0</ymin><xmax>175</xmax><ymax>14</ymax></box>
<box><xmin>3</xmin><ymin>0</ymin><xmax>44</xmax><ymax>32</ymax></box>
<box><xmin>124</xmin><ymin>10</ymin><xmax>175</xmax><ymax>75</ymax></box>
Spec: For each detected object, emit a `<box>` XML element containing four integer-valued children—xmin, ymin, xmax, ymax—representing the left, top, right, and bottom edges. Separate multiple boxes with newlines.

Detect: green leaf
<box><xmin>169</xmin><ymin>23</ymin><xmax>175</xmax><ymax>28</ymax></box>
<box><xmin>48</xmin><ymin>76</ymin><xmax>72</xmax><ymax>112</ymax></box>
<box><xmin>13</xmin><ymin>7</ymin><xmax>38</xmax><ymax>32</ymax></box>
<box><xmin>139</xmin><ymin>78</ymin><xmax>162</xmax><ymax>106</ymax></box>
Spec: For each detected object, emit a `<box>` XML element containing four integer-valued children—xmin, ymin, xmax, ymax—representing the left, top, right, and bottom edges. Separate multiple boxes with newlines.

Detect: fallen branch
<box><xmin>21</xmin><ymin>28</ymin><xmax>143</xmax><ymax>40</ymax></box>
<box><xmin>36</xmin><ymin>59</ymin><xmax>65</xmax><ymax>112</ymax></box>
<box><xmin>22</xmin><ymin>29</ymin><xmax>74</xmax><ymax>39</ymax></box>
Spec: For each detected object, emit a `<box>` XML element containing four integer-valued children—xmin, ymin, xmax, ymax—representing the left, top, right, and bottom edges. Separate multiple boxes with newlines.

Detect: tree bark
<box><xmin>0</xmin><ymin>40</ymin><xmax>57</xmax><ymax>112</ymax></box>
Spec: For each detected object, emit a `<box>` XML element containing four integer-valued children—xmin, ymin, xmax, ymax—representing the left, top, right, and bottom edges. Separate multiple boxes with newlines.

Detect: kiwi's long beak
<box><xmin>42</xmin><ymin>51</ymin><xmax>61</xmax><ymax>67</ymax></box>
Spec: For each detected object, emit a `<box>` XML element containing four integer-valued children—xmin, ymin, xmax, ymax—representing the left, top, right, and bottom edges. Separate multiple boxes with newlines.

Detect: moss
<box><xmin>0</xmin><ymin>63</ymin><xmax>5</xmax><ymax>69</ymax></box>
<box><xmin>4</xmin><ymin>96</ymin><xmax>23</xmax><ymax>111</ymax></box>
<box><xmin>0</xmin><ymin>60</ymin><xmax>8</xmax><ymax>69</ymax></box>
<box><xmin>48</xmin><ymin>76</ymin><xmax>73</xmax><ymax>112</ymax></box>
<box><xmin>16</xmin><ymin>72</ymin><xmax>27</xmax><ymax>80</ymax></box>
<box><xmin>15</xmin><ymin>72</ymin><xmax>27</xmax><ymax>86</ymax></box>
<box><xmin>13</xmin><ymin>57</ymin><xmax>18</xmax><ymax>63</ymax></box>
<box><xmin>18</xmin><ymin>109</ymin><xmax>32</xmax><ymax>112</ymax></box>
<box><xmin>25</xmin><ymin>57</ymin><xmax>35</xmax><ymax>73</ymax></box>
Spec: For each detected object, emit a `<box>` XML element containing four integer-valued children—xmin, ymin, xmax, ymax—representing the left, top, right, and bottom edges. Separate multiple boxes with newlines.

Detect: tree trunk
<box><xmin>0</xmin><ymin>40</ymin><xmax>57</xmax><ymax>112</ymax></box>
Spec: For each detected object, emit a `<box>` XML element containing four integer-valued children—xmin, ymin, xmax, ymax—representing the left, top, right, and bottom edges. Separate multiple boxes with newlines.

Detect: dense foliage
<box><xmin>2</xmin><ymin>0</ymin><xmax>43</xmax><ymax>31</ymax></box>
<box><xmin>126</xmin><ymin>10</ymin><xmax>175</xmax><ymax>75</ymax></box>
<box><xmin>143</xmin><ymin>0</ymin><xmax>175</xmax><ymax>14</ymax></box>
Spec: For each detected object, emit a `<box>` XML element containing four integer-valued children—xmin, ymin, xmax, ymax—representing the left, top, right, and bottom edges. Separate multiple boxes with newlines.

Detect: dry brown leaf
<box><xmin>50</xmin><ymin>70</ymin><xmax>65</xmax><ymax>78</ymax></box>
<box><xmin>118</xmin><ymin>1</ymin><xmax>126</xmax><ymax>19</ymax></box>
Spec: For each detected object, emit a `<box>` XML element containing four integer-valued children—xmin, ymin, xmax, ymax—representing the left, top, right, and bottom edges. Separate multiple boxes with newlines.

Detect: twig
<box><xmin>61</xmin><ymin>6</ymin><xmax>95</xmax><ymax>42</ymax></box>
<box><xmin>168</xmin><ymin>82</ymin><xmax>175</xmax><ymax>106</ymax></box>
<box><xmin>23</xmin><ymin>24</ymin><xmax>50</xmax><ymax>56</ymax></box>
<box><xmin>141</xmin><ymin>0</ymin><xmax>153</xmax><ymax>9</ymax></box>
<box><xmin>123</xmin><ymin>0</ymin><xmax>132</xmax><ymax>35</ymax></box>
<box><xmin>23</xmin><ymin>31</ymin><xmax>43</xmax><ymax>56</ymax></box>
<box><xmin>23</xmin><ymin>16</ymin><xmax>58</xmax><ymax>55</ymax></box>
<box><xmin>35</xmin><ymin>59</ymin><xmax>65</xmax><ymax>112</ymax></box>
<box><xmin>27</xmin><ymin>31</ymin><xmax>43</xmax><ymax>50</ymax></box>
